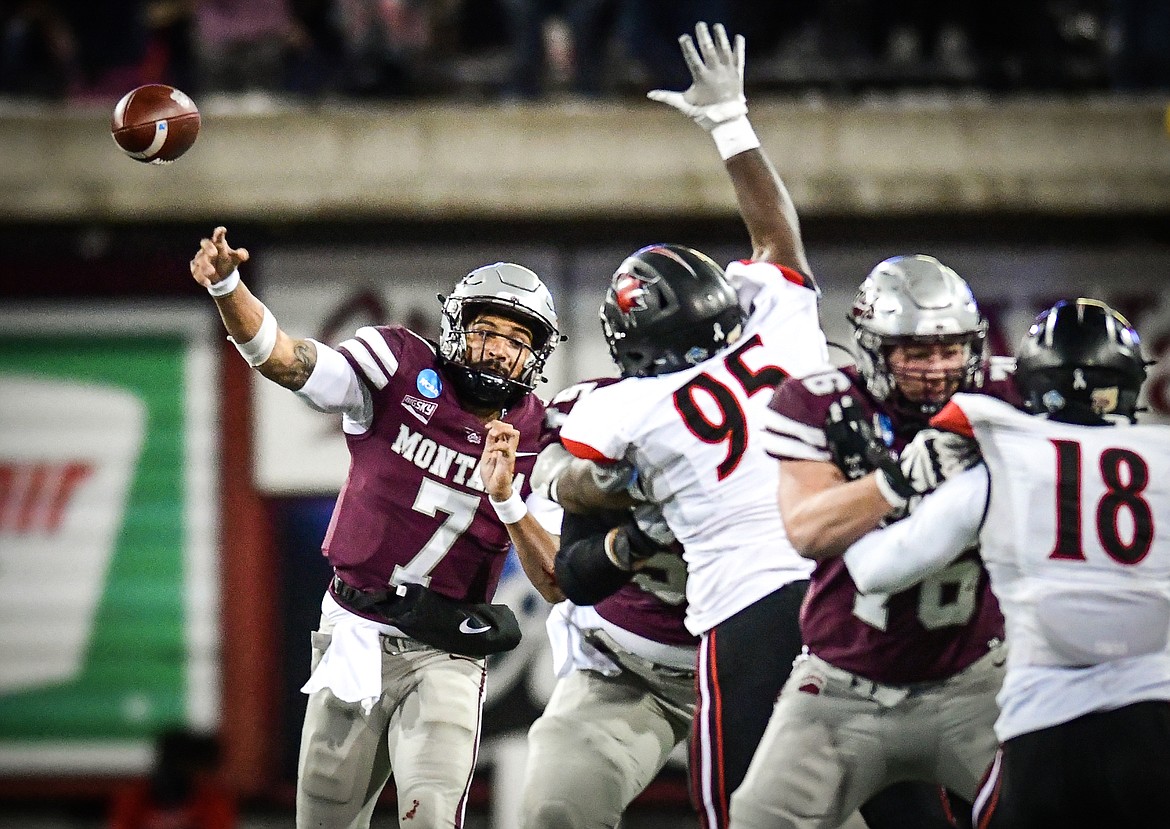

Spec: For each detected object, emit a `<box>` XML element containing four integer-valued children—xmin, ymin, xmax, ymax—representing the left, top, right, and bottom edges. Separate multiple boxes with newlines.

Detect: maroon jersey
<box><xmin>546</xmin><ymin>379</ymin><xmax>697</xmax><ymax>650</ymax></box>
<box><xmin>765</xmin><ymin>362</ymin><xmax>1018</xmax><ymax>684</ymax></box>
<box><xmin>324</xmin><ymin>325</ymin><xmax>546</xmax><ymax>604</ymax></box>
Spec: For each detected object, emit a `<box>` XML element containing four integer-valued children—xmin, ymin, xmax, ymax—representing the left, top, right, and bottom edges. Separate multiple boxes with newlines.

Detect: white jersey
<box><xmin>560</xmin><ymin>260</ymin><xmax>828</xmax><ymax>634</ymax></box>
<box><xmin>844</xmin><ymin>393</ymin><xmax>1170</xmax><ymax>741</ymax></box>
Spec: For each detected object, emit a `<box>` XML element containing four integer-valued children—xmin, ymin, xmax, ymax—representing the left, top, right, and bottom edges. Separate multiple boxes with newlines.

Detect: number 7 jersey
<box><xmin>559</xmin><ymin>260</ymin><xmax>827</xmax><ymax>635</ymax></box>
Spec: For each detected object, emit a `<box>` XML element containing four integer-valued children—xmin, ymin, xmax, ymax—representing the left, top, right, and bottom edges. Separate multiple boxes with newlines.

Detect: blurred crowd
<box><xmin>2</xmin><ymin>0</ymin><xmax>1168</xmax><ymax>105</ymax></box>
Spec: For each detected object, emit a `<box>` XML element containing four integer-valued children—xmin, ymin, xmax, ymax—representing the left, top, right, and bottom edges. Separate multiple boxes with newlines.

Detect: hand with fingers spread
<box><xmin>647</xmin><ymin>21</ymin><xmax>747</xmax><ymax>133</ymax></box>
<box><xmin>190</xmin><ymin>225</ymin><xmax>250</xmax><ymax>296</ymax></box>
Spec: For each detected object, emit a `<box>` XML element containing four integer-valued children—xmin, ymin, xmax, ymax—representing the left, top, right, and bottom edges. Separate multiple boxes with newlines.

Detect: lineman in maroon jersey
<box><xmin>733</xmin><ymin>255</ymin><xmax>1017</xmax><ymax>828</ymax></box>
<box><xmin>519</xmin><ymin>379</ymin><xmax>697</xmax><ymax>829</ymax></box>
<box><xmin>190</xmin><ymin>226</ymin><xmax>563</xmax><ymax>829</ymax></box>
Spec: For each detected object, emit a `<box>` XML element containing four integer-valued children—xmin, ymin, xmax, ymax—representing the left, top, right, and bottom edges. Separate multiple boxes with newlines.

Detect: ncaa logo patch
<box><xmin>402</xmin><ymin>395</ymin><xmax>438</xmax><ymax>425</ymax></box>
<box><xmin>876</xmin><ymin>412</ymin><xmax>895</xmax><ymax>447</ymax></box>
<box><xmin>417</xmin><ymin>369</ymin><xmax>442</xmax><ymax>399</ymax></box>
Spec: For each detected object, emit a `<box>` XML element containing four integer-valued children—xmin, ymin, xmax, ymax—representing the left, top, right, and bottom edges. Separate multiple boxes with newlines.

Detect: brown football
<box><xmin>111</xmin><ymin>84</ymin><xmax>200</xmax><ymax>164</ymax></box>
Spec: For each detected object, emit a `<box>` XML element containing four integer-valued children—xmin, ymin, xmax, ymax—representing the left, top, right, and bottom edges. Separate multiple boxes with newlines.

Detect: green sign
<box><xmin>0</xmin><ymin>308</ymin><xmax>218</xmax><ymax>774</ymax></box>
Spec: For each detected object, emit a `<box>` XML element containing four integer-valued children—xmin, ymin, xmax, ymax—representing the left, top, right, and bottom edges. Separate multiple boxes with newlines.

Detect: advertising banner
<box><xmin>0</xmin><ymin>307</ymin><xmax>218</xmax><ymax>774</ymax></box>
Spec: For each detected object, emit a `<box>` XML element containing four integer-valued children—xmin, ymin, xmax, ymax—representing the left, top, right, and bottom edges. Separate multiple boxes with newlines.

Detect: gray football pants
<box><xmin>520</xmin><ymin>647</ymin><xmax>695</xmax><ymax>828</ymax></box>
<box><xmin>730</xmin><ymin>647</ymin><xmax>1005</xmax><ymax>829</ymax></box>
<box><xmin>296</xmin><ymin>622</ymin><xmax>487</xmax><ymax>829</ymax></box>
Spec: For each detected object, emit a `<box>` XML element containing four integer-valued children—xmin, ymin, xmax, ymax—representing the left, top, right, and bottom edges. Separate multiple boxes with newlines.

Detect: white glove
<box><xmin>899</xmin><ymin>428</ymin><xmax>982</xmax><ymax>498</ymax></box>
<box><xmin>631</xmin><ymin>502</ymin><xmax>675</xmax><ymax>547</ymax></box>
<box><xmin>647</xmin><ymin>22</ymin><xmax>747</xmax><ymax>132</ymax></box>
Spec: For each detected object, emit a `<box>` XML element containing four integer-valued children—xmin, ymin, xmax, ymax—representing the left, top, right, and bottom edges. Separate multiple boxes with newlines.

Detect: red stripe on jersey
<box><xmin>931</xmin><ymin>400</ymin><xmax>975</xmax><ymax>437</ymax></box>
<box><xmin>731</xmin><ymin>260</ymin><xmax>812</xmax><ymax>288</ymax></box>
<box><xmin>561</xmin><ymin>437</ymin><xmax>616</xmax><ymax>463</ymax></box>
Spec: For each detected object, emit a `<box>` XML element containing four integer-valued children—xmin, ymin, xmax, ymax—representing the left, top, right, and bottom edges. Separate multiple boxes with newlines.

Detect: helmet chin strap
<box><xmin>443</xmin><ymin>361</ymin><xmax>528</xmax><ymax>414</ymax></box>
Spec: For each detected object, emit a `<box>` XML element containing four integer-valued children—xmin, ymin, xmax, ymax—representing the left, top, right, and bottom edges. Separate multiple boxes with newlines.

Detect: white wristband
<box><xmin>489</xmin><ymin>490</ymin><xmax>527</xmax><ymax>524</ymax></box>
<box><xmin>230</xmin><ymin>305</ymin><xmax>278</xmax><ymax>367</ymax></box>
<box><xmin>874</xmin><ymin>470</ymin><xmax>909</xmax><ymax>510</ymax></box>
<box><xmin>207</xmin><ymin>269</ymin><xmax>241</xmax><ymax>297</ymax></box>
<box><xmin>711</xmin><ymin>116</ymin><xmax>761</xmax><ymax>161</ymax></box>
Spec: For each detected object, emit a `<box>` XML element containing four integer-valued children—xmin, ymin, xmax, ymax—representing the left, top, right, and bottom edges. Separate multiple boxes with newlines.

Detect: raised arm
<box><xmin>648</xmin><ymin>22</ymin><xmax>812</xmax><ymax>279</ymax></box>
<box><xmin>190</xmin><ymin>225</ymin><xmax>318</xmax><ymax>390</ymax></box>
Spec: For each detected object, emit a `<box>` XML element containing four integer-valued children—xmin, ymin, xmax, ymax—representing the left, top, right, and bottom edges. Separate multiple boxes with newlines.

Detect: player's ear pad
<box><xmin>373</xmin><ymin>583</ymin><xmax>522</xmax><ymax>657</ymax></box>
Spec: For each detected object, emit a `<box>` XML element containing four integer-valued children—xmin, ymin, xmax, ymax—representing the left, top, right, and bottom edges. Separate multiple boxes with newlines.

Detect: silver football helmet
<box><xmin>438</xmin><ymin>262</ymin><xmax>561</xmax><ymax>409</ymax></box>
<box><xmin>849</xmin><ymin>254</ymin><xmax>988</xmax><ymax>415</ymax></box>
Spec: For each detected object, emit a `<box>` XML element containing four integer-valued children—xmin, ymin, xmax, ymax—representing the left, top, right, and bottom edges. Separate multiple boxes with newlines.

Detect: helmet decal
<box><xmin>613</xmin><ymin>271</ymin><xmax>654</xmax><ymax>316</ymax></box>
<box><xmin>600</xmin><ymin>243</ymin><xmax>745</xmax><ymax>378</ymax></box>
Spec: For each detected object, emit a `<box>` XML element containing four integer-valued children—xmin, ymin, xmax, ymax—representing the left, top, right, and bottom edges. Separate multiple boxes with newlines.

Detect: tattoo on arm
<box><xmin>264</xmin><ymin>337</ymin><xmax>317</xmax><ymax>390</ymax></box>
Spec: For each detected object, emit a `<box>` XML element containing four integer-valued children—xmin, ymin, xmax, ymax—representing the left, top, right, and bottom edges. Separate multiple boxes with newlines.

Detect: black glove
<box><xmin>824</xmin><ymin>396</ymin><xmax>917</xmax><ymax>500</ymax></box>
<box><xmin>607</xmin><ymin>519</ymin><xmax>668</xmax><ymax>572</ymax></box>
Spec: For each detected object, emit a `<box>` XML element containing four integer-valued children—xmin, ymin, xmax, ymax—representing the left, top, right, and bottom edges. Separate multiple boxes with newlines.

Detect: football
<box><xmin>111</xmin><ymin>84</ymin><xmax>200</xmax><ymax>164</ymax></box>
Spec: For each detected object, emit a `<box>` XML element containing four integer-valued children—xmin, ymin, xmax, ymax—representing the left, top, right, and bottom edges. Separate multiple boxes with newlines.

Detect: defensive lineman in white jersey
<box><xmin>556</xmin><ymin>24</ymin><xmax>831</xmax><ymax>826</ymax></box>
<box><xmin>842</xmin><ymin>299</ymin><xmax>1170</xmax><ymax>828</ymax></box>
<box><xmin>561</xmin><ymin>255</ymin><xmax>827</xmax><ymax>635</ymax></box>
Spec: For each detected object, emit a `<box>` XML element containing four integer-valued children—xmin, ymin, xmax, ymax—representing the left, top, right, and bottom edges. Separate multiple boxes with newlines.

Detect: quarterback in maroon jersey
<box><xmin>731</xmin><ymin>254</ymin><xmax>1019</xmax><ymax>828</ymax></box>
<box><xmin>190</xmin><ymin>225</ymin><xmax>563</xmax><ymax>829</ymax></box>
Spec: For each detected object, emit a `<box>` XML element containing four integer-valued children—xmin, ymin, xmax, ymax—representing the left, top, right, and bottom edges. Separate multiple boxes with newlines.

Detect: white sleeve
<box><xmin>526</xmin><ymin>492</ymin><xmax>564</xmax><ymax>536</ymax></box>
<box><xmin>843</xmin><ymin>464</ymin><xmax>989</xmax><ymax>594</ymax></box>
<box><xmin>558</xmin><ymin>384</ymin><xmax>631</xmax><ymax>462</ymax></box>
<box><xmin>294</xmin><ymin>339</ymin><xmax>372</xmax><ymax>426</ymax></box>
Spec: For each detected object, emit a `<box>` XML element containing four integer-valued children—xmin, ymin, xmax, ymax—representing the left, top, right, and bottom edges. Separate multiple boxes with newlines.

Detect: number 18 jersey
<box><xmin>936</xmin><ymin>393</ymin><xmax>1170</xmax><ymax>738</ymax></box>
<box><xmin>559</xmin><ymin>261</ymin><xmax>828</xmax><ymax>635</ymax></box>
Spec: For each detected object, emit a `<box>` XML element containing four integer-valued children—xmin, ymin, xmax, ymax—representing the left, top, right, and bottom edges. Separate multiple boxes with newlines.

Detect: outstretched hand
<box><xmin>190</xmin><ymin>226</ymin><xmax>250</xmax><ymax>292</ymax></box>
<box><xmin>647</xmin><ymin>22</ymin><xmax>747</xmax><ymax>132</ymax></box>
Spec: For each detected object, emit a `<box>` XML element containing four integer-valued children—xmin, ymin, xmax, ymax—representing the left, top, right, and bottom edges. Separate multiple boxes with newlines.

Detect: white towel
<box><xmin>545</xmin><ymin>601</ymin><xmax>620</xmax><ymax>679</ymax></box>
<box><xmin>301</xmin><ymin>594</ymin><xmax>392</xmax><ymax>715</ymax></box>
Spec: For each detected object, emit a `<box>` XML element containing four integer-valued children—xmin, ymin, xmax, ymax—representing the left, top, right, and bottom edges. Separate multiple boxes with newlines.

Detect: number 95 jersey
<box><xmin>559</xmin><ymin>260</ymin><xmax>827</xmax><ymax>636</ymax></box>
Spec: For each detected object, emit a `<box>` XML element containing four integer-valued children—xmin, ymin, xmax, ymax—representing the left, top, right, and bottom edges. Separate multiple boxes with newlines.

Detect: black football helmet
<box><xmin>1016</xmin><ymin>298</ymin><xmax>1147</xmax><ymax>424</ymax></box>
<box><xmin>438</xmin><ymin>262</ymin><xmax>560</xmax><ymax>409</ymax></box>
<box><xmin>600</xmin><ymin>244</ymin><xmax>745</xmax><ymax>378</ymax></box>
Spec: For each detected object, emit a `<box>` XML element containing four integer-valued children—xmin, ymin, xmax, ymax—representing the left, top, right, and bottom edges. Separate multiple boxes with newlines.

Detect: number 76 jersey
<box><xmin>559</xmin><ymin>260</ymin><xmax>828</xmax><ymax>635</ymax></box>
